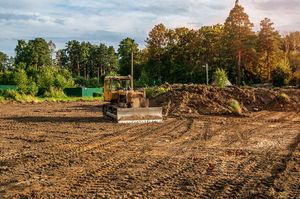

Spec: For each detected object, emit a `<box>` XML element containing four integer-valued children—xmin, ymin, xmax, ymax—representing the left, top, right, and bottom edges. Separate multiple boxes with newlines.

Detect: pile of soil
<box><xmin>150</xmin><ymin>84</ymin><xmax>300</xmax><ymax>117</ymax></box>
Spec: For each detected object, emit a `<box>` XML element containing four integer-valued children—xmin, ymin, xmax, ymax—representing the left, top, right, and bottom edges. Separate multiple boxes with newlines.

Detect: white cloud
<box><xmin>0</xmin><ymin>0</ymin><xmax>299</xmax><ymax>56</ymax></box>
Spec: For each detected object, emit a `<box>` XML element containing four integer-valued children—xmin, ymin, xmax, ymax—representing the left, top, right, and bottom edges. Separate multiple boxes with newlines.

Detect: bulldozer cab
<box><xmin>104</xmin><ymin>76</ymin><xmax>131</xmax><ymax>101</ymax></box>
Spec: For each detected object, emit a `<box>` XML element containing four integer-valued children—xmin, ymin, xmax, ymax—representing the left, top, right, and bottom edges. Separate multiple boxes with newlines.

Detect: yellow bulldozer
<box><xmin>102</xmin><ymin>75</ymin><xmax>163</xmax><ymax>123</ymax></box>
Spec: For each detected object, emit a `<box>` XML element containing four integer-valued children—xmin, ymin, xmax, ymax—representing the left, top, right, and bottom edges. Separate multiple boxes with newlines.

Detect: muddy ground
<box><xmin>0</xmin><ymin>101</ymin><xmax>299</xmax><ymax>198</ymax></box>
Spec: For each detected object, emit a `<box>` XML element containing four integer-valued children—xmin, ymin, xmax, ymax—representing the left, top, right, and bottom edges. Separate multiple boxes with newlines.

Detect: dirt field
<box><xmin>0</xmin><ymin>101</ymin><xmax>299</xmax><ymax>198</ymax></box>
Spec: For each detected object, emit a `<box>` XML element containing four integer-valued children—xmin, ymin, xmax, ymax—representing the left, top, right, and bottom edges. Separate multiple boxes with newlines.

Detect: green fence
<box><xmin>0</xmin><ymin>85</ymin><xmax>17</xmax><ymax>91</ymax></box>
<box><xmin>64</xmin><ymin>87</ymin><xmax>104</xmax><ymax>97</ymax></box>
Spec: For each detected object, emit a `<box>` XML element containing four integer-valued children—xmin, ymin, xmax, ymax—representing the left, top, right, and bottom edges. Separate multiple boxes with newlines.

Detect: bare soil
<box><xmin>151</xmin><ymin>84</ymin><xmax>300</xmax><ymax>116</ymax></box>
<box><xmin>0</xmin><ymin>100</ymin><xmax>299</xmax><ymax>198</ymax></box>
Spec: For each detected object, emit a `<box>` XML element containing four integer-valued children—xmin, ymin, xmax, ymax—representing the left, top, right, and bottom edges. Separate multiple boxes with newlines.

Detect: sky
<box><xmin>0</xmin><ymin>0</ymin><xmax>299</xmax><ymax>56</ymax></box>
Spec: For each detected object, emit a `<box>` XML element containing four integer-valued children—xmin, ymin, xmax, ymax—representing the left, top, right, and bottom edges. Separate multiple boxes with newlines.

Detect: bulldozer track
<box><xmin>1</xmin><ymin>102</ymin><xmax>299</xmax><ymax>198</ymax></box>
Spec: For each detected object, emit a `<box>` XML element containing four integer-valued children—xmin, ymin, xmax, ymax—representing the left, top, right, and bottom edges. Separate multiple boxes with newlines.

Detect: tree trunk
<box><xmin>97</xmin><ymin>67</ymin><xmax>100</xmax><ymax>82</ymax></box>
<box><xmin>84</xmin><ymin>65</ymin><xmax>87</xmax><ymax>79</ymax></box>
<box><xmin>237</xmin><ymin>49</ymin><xmax>242</xmax><ymax>86</ymax></box>
<box><xmin>77</xmin><ymin>63</ymin><xmax>80</xmax><ymax>77</ymax></box>
<box><xmin>267</xmin><ymin>52</ymin><xmax>271</xmax><ymax>81</ymax></box>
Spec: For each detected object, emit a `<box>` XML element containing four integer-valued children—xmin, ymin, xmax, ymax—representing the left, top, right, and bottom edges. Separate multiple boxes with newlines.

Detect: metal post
<box><xmin>203</xmin><ymin>64</ymin><xmax>209</xmax><ymax>85</ymax></box>
<box><xmin>131</xmin><ymin>51</ymin><xmax>134</xmax><ymax>90</ymax></box>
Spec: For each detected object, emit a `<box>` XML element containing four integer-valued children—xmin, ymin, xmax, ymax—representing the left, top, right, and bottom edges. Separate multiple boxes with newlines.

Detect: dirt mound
<box><xmin>150</xmin><ymin>84</ymin><xmax>300</xmax><ymax>117</ymax></box>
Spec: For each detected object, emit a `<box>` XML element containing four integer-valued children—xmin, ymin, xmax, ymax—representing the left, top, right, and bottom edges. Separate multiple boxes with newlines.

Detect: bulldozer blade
<box><xmin>116</xmin><ymin>107</ymin><xmax>163</xmax><ymax>124</ymax></box>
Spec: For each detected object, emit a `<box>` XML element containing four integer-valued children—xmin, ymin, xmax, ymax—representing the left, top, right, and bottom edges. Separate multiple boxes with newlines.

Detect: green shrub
<box><xmin>277</xmin><ymin>93</ymin><xmax>291</xmax><ymax>103</ymax></box>
<box><xmin>37</xmin><ymin>67</ymin><xmax>74</xmax><ymax>95</ymax></box>
<box><xmin>271</xmin><ymin>67</ymin><xmax>292</xmax><ymax>87</ymax></box>
<box><xmin>0</xmin><ymin>96</ymin><xmax>4</xmax><ymax>103</ymax></box>
<box><xmin>2</xmin><ymin>89</ymin><xmax>20</xmax><ymax>100</ymax></box>
<box><xmin>293</xmin><ymin>70</ymin><xmax>300</xmax><ymax>88</ymax></box>
<box><xmin>138</xmin><ymin>69</ymin><xmax>150</xmax><ymax>86</ymax></box>
<box><xmin>54</xmin><ymin>74</ymin><xmax>69</xmax><ymax>89</ymax></box>
<box><xmin>0</xmin><ymin>70</ymin><xmax>15</xmax><ymax>85</ymax></box>
<box><xmin>214</xmin><ymin>68</ymin><xmax>228</xmax><ymax>88</ymax></box>
<box><xmin>27</xmin><ymin>81</ymin><xmax>39</xmax><ymax>96</ymax></box>
<box><xmin>0</xmin><ymin>90</ymin><xmax>38</xmax><ymax>103</ymax></box>
<box><xmin>87</xmin><ymin>78</ymin><xmax>100</xmax><ymax>88</ymax></box>
<box><xmin>44</xmin><ymin>87</ymin><xmax>67</xmax><ymax>98</ymax></box>
<box><xmin>228</xmin><ymin>99</ymin><xmax>242</xmax><ymax>115</ymax></box>
<box><xmin>37</xmin><ymin>67</ymin><xmax>55</xmax><ymax>92</ymax></box>
<box><xmin>74</xmin><ymin>77</ymin><xmax>99</xmax><ymax>87</ymax></box>
<box><xmin>13</xmin><ymin>69</ymin><xmax>28</xmax><ymax>94</ymax></box>
<box><xmin>145</xmin><ymin>87</ymin><xmax>170</xmax><ymax>98</ymax></box>
<box><xmin>106</xmin><ymin>71</ymin><xmax>119</xmax><ymax>77</ymax></box>
<box><xmin>57</xmin><ymin>69</ymin><xmax>75</xmax><ymax>88</ymax></box>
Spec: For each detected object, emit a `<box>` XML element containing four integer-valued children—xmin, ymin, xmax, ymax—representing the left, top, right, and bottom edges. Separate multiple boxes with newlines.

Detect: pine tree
<box><xmin>118</xmin><ymin>38</ymin><xmax>140</xmax><ymax>78</ymax></box>
<box><xmin>223</xmin><ymin>0</ymin><xmax>255</xmax><ymax>85</ymax></box>
<box><xmin>146</xmin><ymin>24</ymin><xmax>168</xmax><ymax>84</ymax></box>
<box><xmin>257</xmin><ymin>18</ymin><xmax>282</xmax><ymax>81</ymax></box>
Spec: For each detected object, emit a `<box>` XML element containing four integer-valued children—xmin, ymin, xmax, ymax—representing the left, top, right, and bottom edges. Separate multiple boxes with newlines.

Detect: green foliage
<box><xmin>37</xmin><ymin>67</ymin><xmax>74</xmax><ymax>94</ymax></box>
<box><xmin>228</xmin><ymin>99</ymin><xmax>242</xmax><ymax>115</ymax></box>
<box><xmin>14</xmin><ymin>69</ymin><xmax>28</xmax><ymax>94</ymax></box>
<box><xmin>15</xmin><ymin>38</ymin><xmax>51</xmax><ymax>67</ymax></box>
<box><xmin>145</xmin><ymin>86</ymin><xmax>170</xmax><ymax>98</ymax></box>
<box><xmin>214</xmin><ymin>68</ymin><xmax>228</xmax><ymax>88</ymax></box>
<box><xmin>223</xmin><ymin>1</ymin><xmax>255</xmax><ymax>86</ymax></box>
<box><xmin>0</xmin><ymin>89</ymin><xmax>38</xmax><ymax>103</ymax></box>
<box><xmin>27</xmin><ymin>81</ymin><xmax>39</xmax><ymax>96</ymax></box>
<box><xmin>0</xmin><ymin>1</ymin><xmax>298</xmax><ymax>89</ymax></box>
<box><xmin>118</xmin><ymin>38</ymin><xmax>141</xmax><ymax>77</ymax></box>
<box><xmin>53</xmin><ymin>73</ymin><xmax>74</xmax><ymax>89</ymax></box>
<box><xmin>277</xmin><ymin>93</ymin><xmax>291</xmax><ymax>103</ymax></box>
<box><xmin>0</xmin><ymin>96</ymin><xmax>4</xmax><ymax>103</ymax></box>
<box><xmin>74</xmin><ymin>77</ymin><xmax>100</xmax><ymax>87</ymax></box>
<box><xmin>1</xmin><ymin>89</ymin><xmax>20</xmax><ymax>100</ymax></box>
<box><xmin>106</xmin><ymin>71</ymin><xmax>120</xmax><ymax>77</ymax></box>
<box><xmin>65</xmin><ymin>41</ymin><xmax>118</xmax><ymax>78</ymax></box>
<box><xmin>0</xmin><ymin>51</ymin><xmax>8</xmax><ymax>70</ymax></box>
<box><xmin>257</xmin><ymin>18</ymin><xmax>282</xmax><ymax>81</ymax></box>
<box><xmin>271</xmin><ymin>66</ymin><xmax>292</xmax><ymax>87</ymax></box>
<box><xmin>138</xmin><ymin>69</ymin><xmax>150</xmax><ymax>86</ymax></box>
<box><xmin>37</xmin><ymin>67</ymin><xmax>55</xmax><ymax>92</ymax></box>
<box><xmin>293</xmin><ymin>70</ymin><xmax>300</xmax><ymax>87</ymax></box>
<box><xmin>0</xmin><ymin>70</ymin><xmax>15</xmax><ymax>85</ymax></box>
<box><xmin>43</xmin><ymin>87</ymin><xmax>67</xmax><ymax>98</ymax></box>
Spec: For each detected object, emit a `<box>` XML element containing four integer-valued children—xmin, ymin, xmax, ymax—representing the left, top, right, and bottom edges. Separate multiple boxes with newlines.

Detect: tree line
<box><xmin>1</xmin><ymin>1</ymin><xmax>300</xmax><ymax>88</ymax></box>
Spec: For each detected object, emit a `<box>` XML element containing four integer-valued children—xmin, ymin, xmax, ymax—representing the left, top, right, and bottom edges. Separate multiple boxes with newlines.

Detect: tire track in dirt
<box><xmin>63</xmin><ymin>119</ymin><xmax>192</xmax><ymax>196</ymax></box>
<box><xmin>0</xmin><ymin>123</ymin><xmax>150</xmax><ymax>195</ymax></box>
<box><xmin>223</xmin><ymin>122</ymin><xmax>298</xmax><ymax>197</ymax></box>
<box><xmin>46</xmin><ymin>120</ymin><xmax>181</xmax><ymax>196</ymax></box>
<box><xmin>239</xmin><ymin>133</ymin><xmax>300</xmax><ymax>198</ymax></box>
<box><xmin>1</xmin><ymin>102</ymin><xmax>300</xmax><ymax>198</ymax></box>
<box><xmin>193</xmin><ymin>118</ymin><xmax>299</xmax><ymax>198</ymax></box>
<box><xmin>205</xmin><ymin>137</ymin><xmax>297</xmax><ymax>199</ymax></box>
<box><xmin>207</xmin><ymin>153</ymin><xmax>276</xmax><ymax>198</ymax></box>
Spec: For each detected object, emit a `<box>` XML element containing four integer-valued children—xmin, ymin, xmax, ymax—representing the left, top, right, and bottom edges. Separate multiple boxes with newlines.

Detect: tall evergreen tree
<box><xmin>223</xmin><ymin>0</ymin><xmax>255</xmax><ymax>85</ymax></box>
<box><xmin>15</xmin><ymin>38</ymin><xmax>51</xmax><ymax>68</ymax></box>
<box><xmin>56</xmin><ymin>49</ymin><xmax>69</xmax><ymax>69</ymax></box>
<box><xmin>15</xmin><ymin>40</ymin><xmax>29</xmax><ymax>66</ymax></box>
<box><xmin>0</xmin><ymin>51</ymin><xmax>8</xmax><ymax>71</ymax></box>
<box><xmin>284</xmin><ymin>32</ymin><xmax>300</xmax><ymax>72</ymax></box>
<box><xmin>66</xmin><ymin>40</ymin><xmax>81</xmax><ymax>76</ymax></box>
<box><xmin>257</xmin><ymin>18</ymin><xmax>282</xmax><ymax>81</ymax></box>
<box><xmin>146</xmin><ymin>24</ymin><xmax>168</xmax><ymax>84</ymax></box>
<box><xmin>118</xmin><ymin>38</ymin><xmax>140</xmax><ymax>78</ymax></box>
<box><xmin>80</xmin><ymin>42</ymin><xmax>92</xmax><ymax>78</ymax></box>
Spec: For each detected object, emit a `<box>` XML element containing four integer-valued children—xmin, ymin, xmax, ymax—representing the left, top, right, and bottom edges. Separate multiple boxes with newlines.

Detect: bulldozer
<box><xmin>102</xmin><ymin>75</ymin><xmax>163</xmax><ymax>123</ymax></box>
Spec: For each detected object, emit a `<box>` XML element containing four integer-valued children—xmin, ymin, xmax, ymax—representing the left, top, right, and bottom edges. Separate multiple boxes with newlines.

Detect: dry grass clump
<box><xmin>228</xmin><ymin>99</ymin><xmax>242</xmax><ymax>115</ymax></box>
